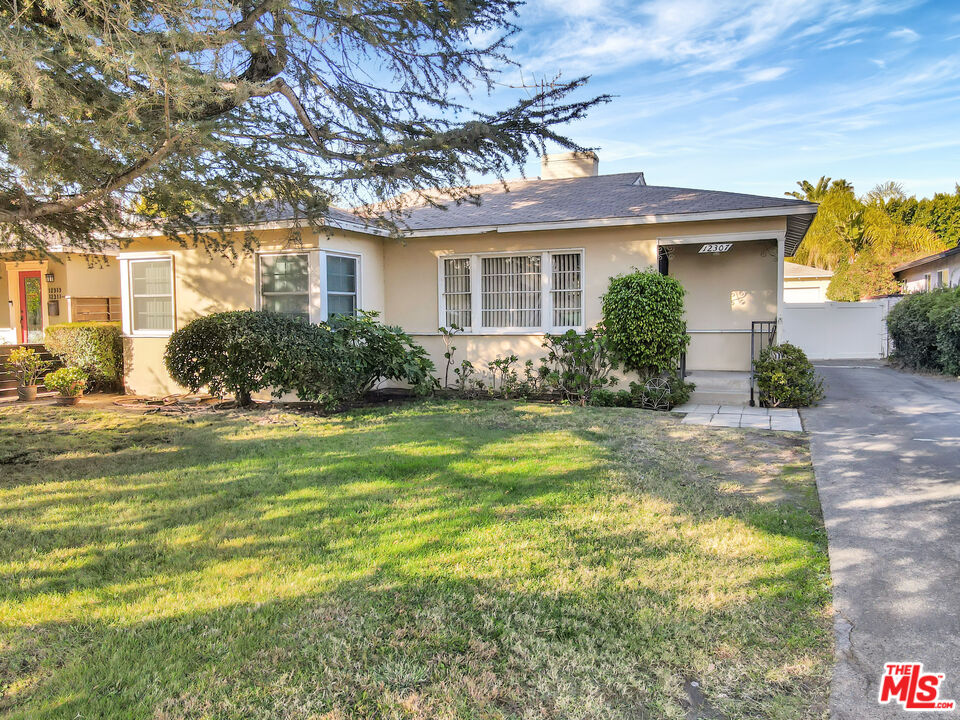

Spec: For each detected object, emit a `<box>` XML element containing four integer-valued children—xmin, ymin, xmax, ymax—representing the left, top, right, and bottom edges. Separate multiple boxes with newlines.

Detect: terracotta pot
<box><xmin>56</xmin><ymin>394</ymin><xmax>82</xmax><ymax>406</ymax></box>
<box><xmin>17</xmin><ymin>385</ymin><xmax>38</xmax><ymax>402</ymax></box>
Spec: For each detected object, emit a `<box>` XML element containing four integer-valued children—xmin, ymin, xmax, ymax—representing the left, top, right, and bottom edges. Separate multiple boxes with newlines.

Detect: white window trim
<box><xmin>254</xmin><ymin>248</ymin><xmax>361</xmax><ymax>324</ymax></box>
<box><xmin>119</xmin><ymin>254</ymin><xmax>176</xmax><ymax>337</ymax></box>
<box><xmin>437</xmin><ymin>248</ymin><xmax>585</xmax><ymax>335</ymax></box>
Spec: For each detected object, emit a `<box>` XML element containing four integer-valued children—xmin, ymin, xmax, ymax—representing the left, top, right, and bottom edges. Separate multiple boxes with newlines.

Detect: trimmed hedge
<box><xmin>601</xmin><ymin>269</ymin><xmax>689</xmax><ymax>377</ymax></box>
<box><xmin>164</xmin><ymin>310</ymin><xmax>436</xmax><ymax>408</ymax></box>
<box><xmin>754</xmin><ymin>343</ymin><xmax>824</xmax><ymax>408</ymax></box>
<box><xmin>164</xmin><ymin>311</ymin><xmax>307</xmax><ymax>405</ymax></box>
<box><xmin>44</xmin><ymin>322</ymin><xmax>122</xmax><ymax>388</ymax></box>
<box><xmin>887</xmin><ymin>288</ymin><xmax>960</xmax><ymax>374</ymax></box>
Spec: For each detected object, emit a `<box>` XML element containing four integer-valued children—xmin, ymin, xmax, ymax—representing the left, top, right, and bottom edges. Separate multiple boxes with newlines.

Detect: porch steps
<box><xmin>0</xmin><ymin>344</ymin><xmax>59</xmax><ymax>400</ymax></box>
<box><xmin>685</xmin><ymin>370</ymin><xmax>751</xmax><ymax>406</ymax></box>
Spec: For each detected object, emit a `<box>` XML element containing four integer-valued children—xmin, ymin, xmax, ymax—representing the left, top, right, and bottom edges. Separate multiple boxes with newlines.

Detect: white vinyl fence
<box><xmin>780</xmin><ymin>298</ymin><xmax>901</xmax><ymax>360</ymax></box>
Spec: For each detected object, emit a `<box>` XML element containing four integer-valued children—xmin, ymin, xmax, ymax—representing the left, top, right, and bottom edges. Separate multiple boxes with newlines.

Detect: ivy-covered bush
<box><xmin>165</xmin><ymin>310</ymin><xmax>435</xmax><ymax>408</ymax></box>
<box><xmin>165</xmin><ymin>311</ymin><xmax>311</xmax><ymax>405</ymax></box>
<box><xmin>754</xmin><ymin>343</ymin><xmax>824</xmax><ymax>408</ymax></box>
<box><xmin>45</xmin><ymin>322</ymin><xmax>122</xmax><ymax>388</ymax></box>
<box><xmin>540</xmin><ymin>328</ymin><xmax>619</xmax><ymax>405</ymax></box>
<box><xmin>601</xmin><ymin>269</ymin><xmax>689</xmax><ymax>377</ymax></box>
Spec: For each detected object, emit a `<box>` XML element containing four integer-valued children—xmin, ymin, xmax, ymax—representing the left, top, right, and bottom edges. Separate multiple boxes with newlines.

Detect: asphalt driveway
<box><xmin>802</xmin><ymin>363</ymin><xmax>960</xmax><ymax>718</ymax></box>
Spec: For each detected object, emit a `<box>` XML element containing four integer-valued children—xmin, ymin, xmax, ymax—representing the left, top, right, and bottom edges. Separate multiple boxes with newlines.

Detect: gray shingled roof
<box><xmin>241</xmin><ymin>172</ymin><xmax>817</xmax><ymax>254</ymax></box>
<box><xmin>393</xmin><ymin>172</ymin><xmax>816</xmax><ymax>230</ymax></box>
<box><xmin>892</xmin><ymin>244</ymin><xmax>960</xmax><ymax>275</ymax></box>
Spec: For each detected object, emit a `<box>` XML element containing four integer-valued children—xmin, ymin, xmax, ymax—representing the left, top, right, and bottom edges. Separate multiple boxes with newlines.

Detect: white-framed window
<box><xmin>438</xmin><ymin>249</ymin><xmax>584</xmax><ymax>333</ymax></box>
<box><xmin>256</xmin><ymin>249</ymin><xmax>361</xmax><ymax>323</ymax></box>
<box><xmin>326</xmin><ymin>254</ymin><xmax>358</xmax><ymax>318</ymax></box>
<box><xmin>259</xmin><ymin>252</ymin><xmax>311</xmax><ymax>322</ymax></box>
<box><xmin>128</xmin><ymin>258</ymin><xmax>174</xmax><ymax>334</ymax></box>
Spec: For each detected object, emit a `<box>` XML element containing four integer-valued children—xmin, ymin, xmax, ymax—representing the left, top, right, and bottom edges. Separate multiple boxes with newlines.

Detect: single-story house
<box><xmin>1</xmin><ymin>248</ymin><xmax>121</xmax><ymax>345</ymax></box>
<box><xmin>892</xmin><ymin>245</ymin><xmax>960</xmax><ymax>292</ymax></box>
<box><xmin>783</xmin><ymin>261</ymin><xmax>833</xmax><ymax>302</ymax></box>
<box><xmin>118</xmin><ymin>153</ymin><xmax>817</xmax><ymax>403</ymax></box>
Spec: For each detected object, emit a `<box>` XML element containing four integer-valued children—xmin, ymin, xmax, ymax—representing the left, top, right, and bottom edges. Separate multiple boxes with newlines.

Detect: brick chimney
<box><xmin>541</xmin><ymin>151</ymin><xmax>599</xmax><ymax>180</ymax></box>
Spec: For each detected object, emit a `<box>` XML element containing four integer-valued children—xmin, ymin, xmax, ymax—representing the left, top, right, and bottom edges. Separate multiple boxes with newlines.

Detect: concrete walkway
<box><xmin>802</xmin><ymin>363</ymin><xmax>960</xmax><ymax>719</ymax></box>
<box><xmin>674</xmin><ymin>403</ymin><xmax>804</xmax><ymax>431</ymax></box>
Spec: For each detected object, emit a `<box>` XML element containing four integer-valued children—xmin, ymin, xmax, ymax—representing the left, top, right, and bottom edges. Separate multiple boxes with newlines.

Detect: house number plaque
<box><xmin>698</xmin><ymin>243</ymin><xmax>733</xmax><ymax>254</ymax></box>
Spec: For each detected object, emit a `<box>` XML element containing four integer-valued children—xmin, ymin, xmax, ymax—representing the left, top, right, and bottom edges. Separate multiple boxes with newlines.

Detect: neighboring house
<box><xmin>784</xmin><ymin>261</ymin><xmax>833</xmax><ymax>302</ymax></box>
<box><xmin>118</xmin><ymin>153</ymin><xmax>817</xmax><ymax>402</ymax></box>
<box><xmin>0</xmin><ymin>248</ymin><xmax>121</xmax><ymax>345</ymax></box>
<box><xmin>892</xmin><ymin>245</ymin><xmax>960</xmax><ymax>292</ymax></box>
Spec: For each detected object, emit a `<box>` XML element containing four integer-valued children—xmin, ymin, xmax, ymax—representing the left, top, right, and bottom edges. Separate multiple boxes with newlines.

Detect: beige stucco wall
<box><xmin>386</xmin><ymin>217</ymin><xmax>784</xmax><ymax>377</ymax></box>
<box><xmin>667</xmin><ymin>239</ymin><xmax>779</xmax><ymax>371</ymax></box>
<box><xmin>123</xmin><ymin>228</ymin><xmax>384</xmax><ymax>396</ymax></box>
<box><xmin>122</xmin><ymin>216</ymin><xmax>785</xmax><ymax>396</ymax></box>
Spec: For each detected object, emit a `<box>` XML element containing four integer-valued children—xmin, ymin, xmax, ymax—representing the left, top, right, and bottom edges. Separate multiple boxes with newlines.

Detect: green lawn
<box><xmin>0</xmin><ymin>400</ymin><xmax>832</xmax><ymax>719</ymax></box>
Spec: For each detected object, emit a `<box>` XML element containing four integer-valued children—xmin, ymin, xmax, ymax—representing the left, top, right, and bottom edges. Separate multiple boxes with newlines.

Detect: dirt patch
<box><xmin>694</xmin><ymin>432</ymin><xmax>819</xmax><ymax>513</ymax></box>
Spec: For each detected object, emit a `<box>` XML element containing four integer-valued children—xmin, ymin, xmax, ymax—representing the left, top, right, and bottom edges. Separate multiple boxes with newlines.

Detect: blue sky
<box><xmin>492</xmin><ymin>0</ymin><xmax>960</xmax><ymax>199</ymax></box>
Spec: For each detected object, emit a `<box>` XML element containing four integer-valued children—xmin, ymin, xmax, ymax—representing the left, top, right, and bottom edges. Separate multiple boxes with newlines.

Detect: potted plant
<box><xmin>43</xmin><ymin>366</ymin><xmax>88</xmax><ymax>406</ymax></box>
<box><xmin>6</xmin><ymin>347</ymin><xmax>49</xmax><ymax>401</ymax></box>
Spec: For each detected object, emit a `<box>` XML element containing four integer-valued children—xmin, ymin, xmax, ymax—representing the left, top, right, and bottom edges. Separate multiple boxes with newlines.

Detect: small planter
<box><xmin>56</xmin><ymin>394</ymin><xmax>82</xmax><ymax>406</ymax></box>
<box><xmin>17</xmin><ymin>385</ymin><xmax>39</xmax><ymax>402</ymax></box>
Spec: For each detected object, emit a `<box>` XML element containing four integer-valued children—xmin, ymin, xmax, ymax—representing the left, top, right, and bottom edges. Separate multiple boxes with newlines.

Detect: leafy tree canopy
<box><xmin>0</xmin><ymin>0</ymin><xmax>608</xmax><ymax>255</ymax></box>
<box><xmin>787</xmin><ymin>178</ymin><xmax>949</xmax><ymax>300</ymax></box>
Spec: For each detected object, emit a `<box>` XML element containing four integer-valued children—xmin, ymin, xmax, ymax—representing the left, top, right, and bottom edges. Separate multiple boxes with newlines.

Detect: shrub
<box><xmin>45</xmin><ymin>322</ymin><xmax>122</xmax><ymax>388</ymax></box>
<box><xmin>601</xmin><ymin>269</ymin><xmax>689</xmax><ymax>377</ymax></box>
<box><xmin>540</xmin><ymin>328</ymin><xmax>619</xmax><ymax>405</ymax></box>
<box><xmin>5</xmin><ymin>347</ymin><xmax>49</xmax><ymax>386</ymax></box>
<box><xmin>931</xmin><ymin>290</ymin><xmax>960</xmax><ymax>375</ymax></box>
<box><xmin>165</xmin><ymin>311</ymin><xmax>309</xmax><ymax>405</ymax></box>
<box><xmin>754</xmin><ymin>343</ymin><xmax>824</xmax><ymax>408</ymax></box>
<box><xmin>280</xmin><ymin>312</ymin><xmax>436</xmax><ymax>408</ymax></box>
<box><xmin>44</xmin><ymin>366</ymin><xmax>88</xmax><ymax>397</ymax></box>
<box><xmin>587</xmin><ymin>372</ymin><xmax>694</xmax><ymax>410</ymax></box>
<box><xmin>886</xmin><ymin>291</ymin><xmax>944</xmax><ymax>371</ymax></box>
<box><xmin>166</xmin><ymin>310</ymin><xmax>436</xmax><ymax>408</ymax></box>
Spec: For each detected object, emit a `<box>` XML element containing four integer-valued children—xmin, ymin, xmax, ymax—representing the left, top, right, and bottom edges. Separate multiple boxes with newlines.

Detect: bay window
<box><xmin>439</xmin><ymin>249</ymin><xmax>583</xmax><ymax>333</ymax></box>
<box><xmin>257</xmin><ymin>250</ymin><xmax>360</xmax><ymax>323</ymax></box>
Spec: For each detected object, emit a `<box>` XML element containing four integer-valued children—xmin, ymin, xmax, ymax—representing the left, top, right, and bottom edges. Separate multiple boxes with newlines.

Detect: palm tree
<box><xmin>786</xmin><ymin>177</ymin><xmax>833</xmax><ymax>201</ymax></box>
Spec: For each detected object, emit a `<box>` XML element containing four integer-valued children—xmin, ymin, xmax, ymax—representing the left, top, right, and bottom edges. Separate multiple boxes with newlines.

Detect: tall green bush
<box><xmin>45</xmin><ymin>322</ymin><xmax>122</xmax><ymax>388</ymax></box>
<box><xmin>601</xmin><ymin>269</ymin><xmax>689</xmax><ymax>376</ymax></box>
<box><xmin>886</xmin><ymin>289</ymin><xmax>960</xmax><ymax>371</ymax></box>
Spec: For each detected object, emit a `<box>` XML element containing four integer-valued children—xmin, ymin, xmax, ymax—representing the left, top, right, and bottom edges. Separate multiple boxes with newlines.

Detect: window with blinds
<box><xmin>442</xmin><ymin>257</ymin><xmax>472</xmax><ymax>328</ymax></box>
<box><xmin>130</xmin><ymin>258</ymin><xmax>174</xmax><ymax>332</ymax></box>
<box><xmin>439</xmin><ymin>250</ymin><xmax>583</xmax><ymax>332</ymax></box>
<box><xmin>481</xmin><ymin>255</ymin><xmax>542</xmax><ymax>328</ymax></box>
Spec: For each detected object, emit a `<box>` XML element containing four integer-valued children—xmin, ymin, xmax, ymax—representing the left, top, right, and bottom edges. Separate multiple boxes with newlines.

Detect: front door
<box><xmin>18</xmin><ymin>271</ymin><xmax>43</xmax><ymax>343</ymax></box>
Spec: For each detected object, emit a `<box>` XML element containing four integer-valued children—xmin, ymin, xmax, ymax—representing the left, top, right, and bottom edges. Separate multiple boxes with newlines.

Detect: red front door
<box><xmin>18</xmin><ymin>271</ymin><xmax>43</xmax><ymax>344</ymax></box>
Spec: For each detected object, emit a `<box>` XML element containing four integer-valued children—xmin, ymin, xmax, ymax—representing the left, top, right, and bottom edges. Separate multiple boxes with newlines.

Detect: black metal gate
<box><xmin>749</xmin><ymin>320</ymin><xmax>777</xmax><ymax>406</ymax></box>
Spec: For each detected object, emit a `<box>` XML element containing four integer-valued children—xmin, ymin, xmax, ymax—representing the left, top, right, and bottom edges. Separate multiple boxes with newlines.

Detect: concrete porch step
<box><xmin>685</xmin><ymin>371</ymin><xmax>751</xmax><ymax>406</ymax></box>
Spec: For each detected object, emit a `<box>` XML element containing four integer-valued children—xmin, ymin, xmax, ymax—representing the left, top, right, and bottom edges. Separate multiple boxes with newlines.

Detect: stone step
<box><xmin>688</xmin><ymin>389</ymin><xmax>751</xmax><ymax>406</ymax></box>
<box><xmin>684</xmin><ymin>371</ymin><xmax>751</xmax><ymax>392</ymax></box>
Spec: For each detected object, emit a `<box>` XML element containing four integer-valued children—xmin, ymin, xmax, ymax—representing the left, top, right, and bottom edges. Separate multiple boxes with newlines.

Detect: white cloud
<box><xmin>870</xmin><ymin>58</ymin><xmax>887</xmax><ymax>68</ymax></box>
<box><xmin>744</xmin><ymin>66</ymin><xmax>790</xmax><ymax>82</ymax></box>
<box><xmin>887</xmin><ymin>27</ymin><xmax>920</xmax><ymax>41</ymax></box>
<box><xmin>515</xmin><ymin>0</ymin><xmax>922</xmax><ymax>78</ymax></box>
